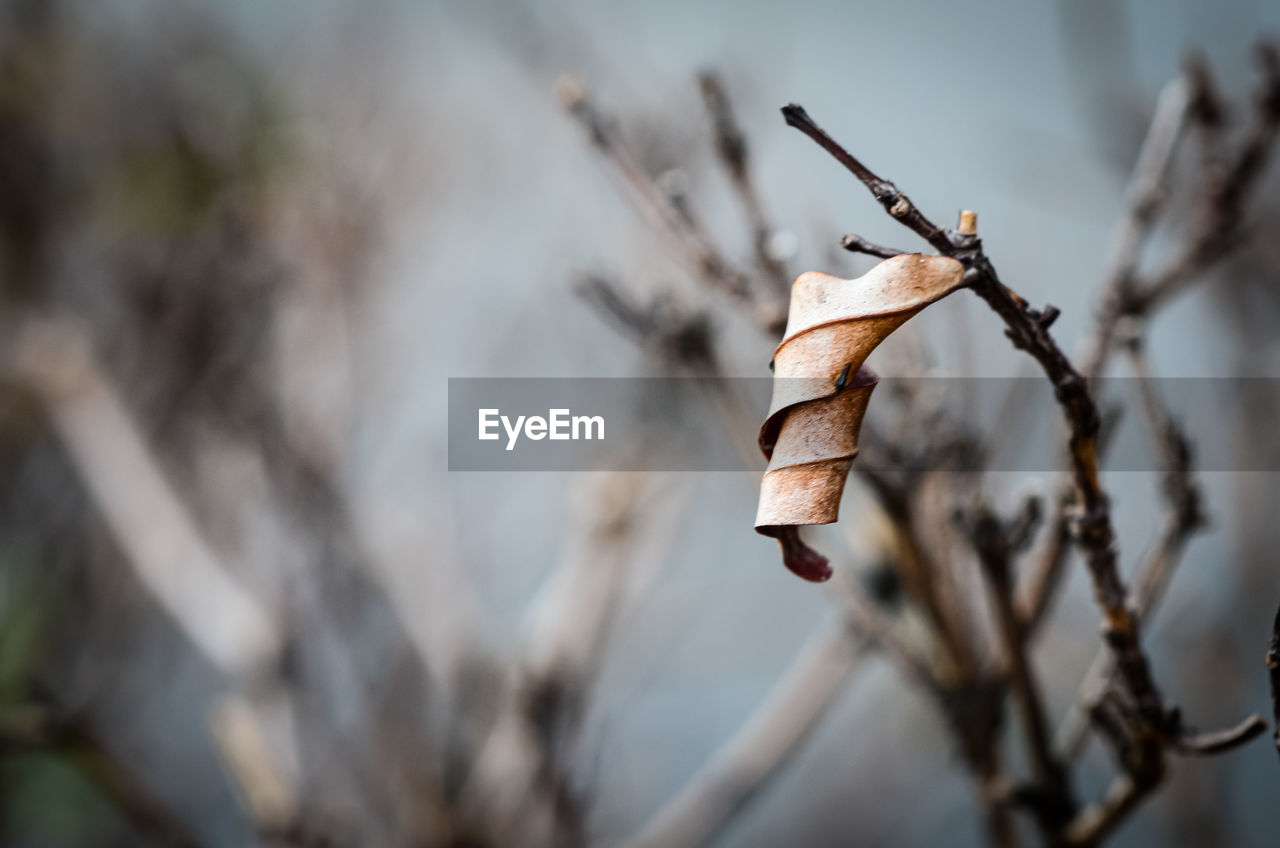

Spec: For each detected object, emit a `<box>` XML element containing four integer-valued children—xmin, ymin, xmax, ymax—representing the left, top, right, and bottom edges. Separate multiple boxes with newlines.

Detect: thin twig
<box><xmin>698</xmin><ymin>71</ymin><xmax>792</xmax><ymax>297</ymax></box>
<box><xmin>780</xmin><ymin>105</ymin><xmax>953</xmax><ymax>254</ymax></box>
<box><xmin>840</xmin><ymin>232</ymin><xmax>910</xmax><ymax>260</ymax></box>
<box><xmin>559</xmin><ymin>75</ymin><xmax>755</xmax><ymax>305</ymax></box>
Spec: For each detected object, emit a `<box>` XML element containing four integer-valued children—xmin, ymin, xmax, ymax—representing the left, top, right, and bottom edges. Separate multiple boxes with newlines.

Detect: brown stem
<box><xmin>963</xmin><ymin>505</ymin><xmax>1075</xmax><ymax>839</ymax></box>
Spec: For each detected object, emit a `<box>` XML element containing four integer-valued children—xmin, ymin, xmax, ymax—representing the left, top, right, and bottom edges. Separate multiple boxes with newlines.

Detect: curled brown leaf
<box><xmin>755</xmin><ymin>253</ymin><xmax>966</xmax><ymax>581</ymax></box>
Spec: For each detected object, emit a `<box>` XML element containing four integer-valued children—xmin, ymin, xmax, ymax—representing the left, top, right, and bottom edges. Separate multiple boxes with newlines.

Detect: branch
<box><xmin>573</xmin><ymin>273</ymin><xmax>763</xmax><ymax>469</ymax></box>
<box><xmin>781</xmin><ymin>102</ymin><xmax>1169</xmax><ymax>739</ymax></box>
<box><xmin>1016</xmin><ymin>488</ymin><xmax>1073</xmax><ymax>635</ymax></box>
<box><xmin>1078</xmin><ymin>75</ymin><xmax>1194</xmax><ymax>382</ymax></box>
<box><xmin>840</xmin><ymin>232</ymin><xmax>909</xmax><ymax>260</ymax></box>
<box><xmin>1029</xmin><ymin>43</ymin><xmax>1280</xmax><ymax>640</ymax></box>
<box><xmin>1022</xmin><ymin>72</ymin><xmax>1196</xmax><ymax>631</ymax></box>
<box><xmin>1064</xmin><ymin>773</ymin><xmax>1151</xmax><ymax>848</ymax></box>
<box><xmin>959</xmin><ymin>501</ymin><xmax>1075</xmax><ymax>837</ymax></box>
<box><xmin>10</xmin><ymin>319</ymin><xmax>305</xmax><ymax>837</ymax></box>
<box><xmin>11</xmin><ymin>320</ymin><xmax>282</xmax><ymax>682</ymax></box>
<box><xmin>462</xmin><ymin>472</ymin><xmax>687</xmax><ymax>846</ymax></box>
<box><xmin>699</xmin><ymin>71</ymin><xmax>792</xmax><ymax>296</ymax></box>
<box><xmin>1056</xmin><ymin>335</ymin><xmax>1207</xmax><ymax>759</ymax></box>
<box><xmin>1127</xmin><ymin>42</ymin><xmax>1280</xmax><ymax>314</ymax></box>
<box><xmin>559</xmin><ymin>75</ymin><xmax>756</xmax><ymax>305</ymax></box>
<box><xmin>623</xmin><ymin>616</ymin><xmax>869</xmax><ymax>848</ymax></box>
<box><xmin>781</xmin><ymin>105</ymin><xmax>953</xmax><ymax>254</ymax></box>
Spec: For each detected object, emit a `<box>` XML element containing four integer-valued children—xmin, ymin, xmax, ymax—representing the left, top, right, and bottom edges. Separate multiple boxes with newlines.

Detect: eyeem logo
<box><xmin>478</xmin><ymin>408</ymin><xmax>604</xmax><ymax>451</ymax></box>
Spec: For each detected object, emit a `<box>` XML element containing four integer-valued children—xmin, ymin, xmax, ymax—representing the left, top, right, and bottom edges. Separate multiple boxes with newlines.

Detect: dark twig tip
<box><xmin>780</xmin><ymin>103</ymin><xmax>809</xmax><ymax>128</ymax></box>
<box><xmin>840</xmin><ymin>233</ymin><xmax>908</xmax><ymax>260</ymax></box>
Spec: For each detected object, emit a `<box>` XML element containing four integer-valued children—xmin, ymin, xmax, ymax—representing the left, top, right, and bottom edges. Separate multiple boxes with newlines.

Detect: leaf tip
<box><xmin>774</xmin><ymin>526</ymin><xmax>832</xmax><ymax>583</ymax></box>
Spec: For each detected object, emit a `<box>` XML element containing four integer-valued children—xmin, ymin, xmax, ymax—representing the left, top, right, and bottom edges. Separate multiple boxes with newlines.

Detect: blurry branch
<box><xmin>1125</xmin><ymin>43</ymin><xmax>1280</xmax><ymax>315</ymax></box>
<box><xmin>0</xmin><ymin>704</ymin><xmax>203</xmax><ymax>848</ymax></box>
<box><xmin>958</xmin><ymin>498</ymin><xmax>1075</xmax><ymax>837</ymax></box>
<box><xmin>1041</xmin><ymin>47</ymin><xmax>1280</xmax><ymax>778</ymax></box>
<box><xmin>349</xmin><ymin>498</ymin><xmax>482</xmax><ymax>702</ymax></box>
<box><xmin>853</xmin><ymin>452</ymin><xmax>983</xmax><ymax>683</ymax></box>
<box><xmin>523</xmin><ymin>472</ymin><xmax>683</xmax><ymax>688</ymax></box>
<box><xmin>832</xmin><ymin>555</ymin><xmax>1015</xmax><ymax>848</ymax></box>
<box><xmin>1065</xmin><ymin>709</ymin><xmax>1262</xmax><ymax>848</ymax></box>
<box><xmin>10</xmin><ymin>321</ymin><xmax>282</xmax><ymax>681</ymax></box>
<box><xmin>558</xmin><ymin>76</ymin><xmax>757</xmax><ymax>308</ymax></box>
<box><xmin>830</xmin><ymin>570</ymin><xmax>945</xmax><ymax>701</ymax></box>
<box><xmin>8</xmin><ymin>319</ymin><xmax>304</xmax><ymax>838</ymax></box>
<box><xmin>1081</xmin><ymin>45</ymin><xmax>1280</xmax><ymax>380</ymax></box>
<box><xmin>1016</xmin><ymin>488</ymin><xmax>1072</xmax><ymax>636</ymax></box>
<box><xmin>624</xmin><ymin>616</ymin><xmax>869</xmax><ymax>848</ymax></box>
<box><xmin>1023</xmin><ymin>47</ymin><xmax>1278</xmax><ymax>640</ymax></box>
<box><xmin>1077</xmin><ymin>75</ymin><xmax>1194</xmax><ymax>383</ymax></box>
<box><xmin>565</xmin><ymin>72</ymin><xmax>795</xmax><ymax>469</ymax></box>
<box><xmin>574</xmin><ymin>273</ymin><xmax>760</xmax><ymax>469</ymax></box>
<box><xmin>462</xmin><ymin>472</ymin><xmax>687</xmax><ymax>847</ymax></box>
<box><xmin>210</xmin><ymin>696</ymin><xmax>297</xmax><ymax>834</ymax></box>
<box><xmin>697</xmin><ymin>71</ymin><xmax>792</xmax><ymax>296</ymax></box>
<box><xmin>1054</xmin><ymin>337</ymin><xmax>1262</xmax><ymax>846</ymax></box>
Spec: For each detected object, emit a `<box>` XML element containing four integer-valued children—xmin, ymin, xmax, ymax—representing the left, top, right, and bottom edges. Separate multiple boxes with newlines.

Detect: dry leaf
<box><xmin>755</xmin><ymin>253</ymin><xmax>965</xmax><ymax>581</ymax></box>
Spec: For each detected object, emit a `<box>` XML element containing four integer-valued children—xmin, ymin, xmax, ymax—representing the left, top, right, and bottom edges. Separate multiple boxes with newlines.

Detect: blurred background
<box><xmin>2</xmin><ymin>0</ymin><xmax>1280</xmax><ymax>846</ymax></box>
